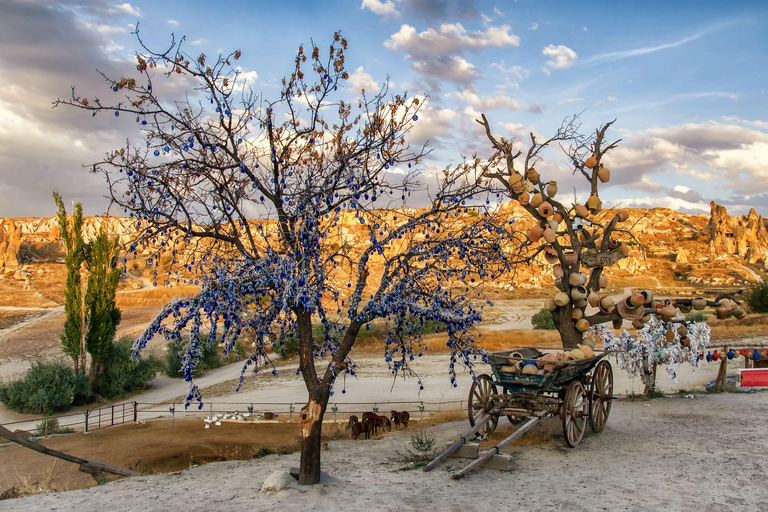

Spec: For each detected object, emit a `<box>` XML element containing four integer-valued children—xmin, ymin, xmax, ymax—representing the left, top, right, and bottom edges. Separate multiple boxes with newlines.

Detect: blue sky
<box><xmin>0</xmin><ymin>0</ymin><xmax>766</xmax><ymax>217</ymax></box>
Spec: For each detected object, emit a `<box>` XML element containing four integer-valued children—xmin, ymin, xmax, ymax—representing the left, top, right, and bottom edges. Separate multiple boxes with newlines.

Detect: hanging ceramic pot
<box><xmin>554</xmin><ymin>291</ymin><xmax>570</xmax><ymax>307</ymax></box>
<box><xmin>641</xmin><ymin>314</ymin><xmax>651</xmax><ymax>322</ymax></box>
<box><xmin>563</xmin><ymin>251</ymin><xmax>579</xmax><ymax>266</ymax></box>
<box><xmin>692</xmin><ymin>298</ymin><xmax>707</xmax><ymax>310</ymax></box>
<box><xmin>665</xmin><ymin>329</ymin><xmax>676</xmax><ymax>343</ymax></box>
<box><xmin>600</xmin><ymin>296</ymin><xmax>615</xmax><ymax>313</ymax></box>
<box><xmin>509</xmin><ymin>173</ymin><xmax>525</xmax><ymax>191</ymax></box>
<box><xmin>586</xmin><ymin>194</ymin><xmax>602</xmax><ymax>212</ymax></box>
<box><xmin>612</xmin><ymin>318</ymin><xmax>623</xmax><ymax>329</ymax></box>
<box><xmin>548</xmin><ymin>220</ymin><xmax>559</xmax><ymax>232</ymax></box>
<box><xmin>599</xmin><ymin>275</ymin><xmax>608</xmax><ymax>289</ymax></box>
<box><xmin>734</xmin><ymin>307</ymin><xmax>746</xmax><ymax>320</ymax></box>
<box><xmin>678</xmin><ymin>304</ymin><xmax>692</xmax><ymax>314</ymax></box>
<box><xmin>538</xmin><ymin>201</ymin><xmax>554</xmax><ymax>217</ymax></box>
<box><xmin>544</xmin><ymin>298</ymin><xmax>557</xmax><ymax>311</ymax></box>
<box><xmin>716</xmin><ymin>307</ymin><xmax>729</xmax><ymax>319</ymax></box>
<box><xmin>554</xmin><ymin>278</ymin><xmax>563</xmax><ymax>289</ymax></box>
<box><xmin>553</xmin><ymin>212</ymin><xmax>564</xmax><ymax>224</ymax></box>
<box><xmin>574</xmin><ymin>204</ymin><xmax>589</xmax><ymax>218</ymax></box>
<box><xmin>617</xmin><ymin>210</ymin><xmax>629</xmax><ymax>222</ymax></box>
<box><xmin>677</xmin><ymin>325</ymin><xmax>688</xmax><ymax>337</ymax></box>
<box><xmin>713</xmin><ymin>350</ymin><xmax>720</xmax><ymax>361</ymax></box>
<box><xmin>574</xmin><ymin>298</ymin><xmax>588</xmax><ymax>309</ymax></box>
<box><xmin>706</xmin><ymin>351</ymin><xmax>713</xmax><ymax>362</ymax></box>
<box><xmin>530</xmin><ymin>192</ymin><xmax>544</xmax><ymax>208</ymax></box>
<box><xmin>753</xmin><ymin>349</ymin><xmax>761</xmax><ymax>361</ymax></box>
<box><xmin>571</xmin><ymin>308</ymin><xmax>583</xmax><ymax>320</ymax></box>
<box><xmin>575</xmin><ymin>319</ymin><xmax>590</xmax><ymax>332</ymax></box>
<box><xmin>526</xmin><ymin>180</ymin><xmax>536</xmax><ymax>194</ymax></box>
<box><xmin>629</xmin><ymin>293</ymin><xmax>645</xmax><ymax>308</ymax></box>
<box><xmin>680</xmin><ymin>337</ymin><xmax>690</xmax><ymax>348</ymax></box>
<box><xmin>585</xmin><ymin>155</ymin><xmax>598</xmax><ymax>168</ymax></box>
<box><xmin>552</xmin><ymin>264</ymin><xmax>564</xmax><ymax>278</ymax></box>
<box><xmin>526</xmin><ymin>167</ymin><xmax>539</xmax><ymax>184</ymax></box>
<box><xmin>632</xmin><ymin>319</ymin><xmax>645</xmax><ymax>329</ymax></box>
<box><xmin>597</xmin><ymin>165</ymin><xmax>610</xmax><ymax>183</ymax></box>
<box><xmin>571</xmin><ymin>285</ymin><xmax>588</xmax><ymax>301</ymax></box>
<box><xmin>543</xmin><ymin>227</ymin><xmax>557</xmax><ymax>243</ymax></box>
<box><xmin>546</xmin><ymin>181</ymin><xmax>558</xmax><ymax>198</ymax></box>
<box><xmin>588</xmin><ymin>292</ymin><xmax>601</xmax><ymax>308</ymax></box>
<box><xmin>529</xmin><ymin>225</ymin><xmax>544</xmax><ymax>242</ymax></box>
<box><xmin>640</xmin><ymin>290</ymin><xmax>654</xmax><ymax>305</ymax></box>
<box><xmin>660</xmin><ymin>305</ymin><xmax>677</xmax><ymax>319</ymax></box>
<box><xmin>727</xmin><ymin>349</ymin><xmax>735</xmax><ymax>360</ymax></box>
<box><xmin>519</xmin><ymin>191</ymin><xmax>530</xmax><ymax>205</ymax></box>
<box><xmin>544</xmin><ymin>246</ymin><xmax>558</xmax><ymax>264</ymax></box>
<box><xmin>568</xmin><ymin>273</ymin><xmax>586</xmax><ymax>287</ymax></box>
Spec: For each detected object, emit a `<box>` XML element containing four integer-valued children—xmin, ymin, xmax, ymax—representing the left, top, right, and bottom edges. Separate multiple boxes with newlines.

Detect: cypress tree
<box><xmin>53</xmin><ymin>192</ymin><xmax>85</xmax><ymax>374</ymax></box>
<box><xmin>84</xmin><ymin>227</ymin><xmax>122</xmax><ymax>380</ymax></box>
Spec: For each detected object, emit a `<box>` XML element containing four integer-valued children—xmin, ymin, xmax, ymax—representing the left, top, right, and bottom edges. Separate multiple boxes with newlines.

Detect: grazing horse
<box><xmin>391</xmin><ymin>410</ymin><xmax>410</xmax><ymax>429</ymax></box>
<box><xmin>352</xmin><ymin>418</ymin><xmax>376</xmax><ymax>440</ymax></box>
<box><xmin>373</xmin><ymin>414</ymin><xmax>391</xmax><ymax>433</ymax></box>
<box><xmin>346</xmin><ymin>415</ymin><xmax>359</xmax><ymax>431</ymax></box>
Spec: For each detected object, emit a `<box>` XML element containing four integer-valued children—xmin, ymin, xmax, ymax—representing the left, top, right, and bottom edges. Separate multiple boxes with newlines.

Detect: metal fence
<box><xmin>1</xmin><ymin>398</ymin><xmax>465</xmax><ymax>436</ymax></box>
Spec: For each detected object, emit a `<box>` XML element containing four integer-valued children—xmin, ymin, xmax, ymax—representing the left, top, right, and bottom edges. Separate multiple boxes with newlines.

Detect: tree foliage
<box><xmin>747</xmin><ymin>280</ymin><xmax>768</xmax><ymax>313</ymax></box>
<box><xmin>54</xmin><ymin>192</ymin><xmax>85</xmax><ymax>373</ymax></box>
<box><xmin>57</xmin><ymin>31</ymin><xmax>526</xmax><ymax>484</ymax></box>
<box><xmin>0</xmin><ymin>361</ymin><xmax>92</xmax><ymax>415</ymax></box>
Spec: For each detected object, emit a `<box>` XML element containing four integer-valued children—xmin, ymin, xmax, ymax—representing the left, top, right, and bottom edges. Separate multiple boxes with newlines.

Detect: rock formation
<box><xmin>708</xmin><ymin>202</ymin><xmax>768</xmax><ymax>268</ymax></box>
<box><xmin>0</xmin><ymin>219</ymin><xmax>22</xmax><ymax>272</ymax></box>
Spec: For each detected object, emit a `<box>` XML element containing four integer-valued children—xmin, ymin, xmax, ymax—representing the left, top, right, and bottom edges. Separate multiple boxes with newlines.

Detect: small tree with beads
<box><xmin>56</xmin><ymin>32</ymin><xmax>525</xmax><ymax>484</ymax></box>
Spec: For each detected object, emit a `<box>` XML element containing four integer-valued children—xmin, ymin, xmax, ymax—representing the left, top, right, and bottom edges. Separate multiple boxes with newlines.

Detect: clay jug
<box><xmin>575</xmin><ymin>319</ymin><xmax>590</xmax><ymax>332</ymax></box>
<box><xmin>691</xmin><ymin>298</ymin><xmax>707</xmax><ymax>310</ymax></box>
<box><xmin>538</xmin><ymin>201</ymin><xmax>554</xmax><ymax>217</ymax></box>
<box><xmin>574</xmin><ymin>204</ymin><xmax>589</xmax><ymax>218</ymax></box>
<box><xmin>529</xmin><ymin>225</ymin><xmax>544</xmax><ymax>242</ymax></box>
<box><xmin>617</xmin><ymin>210</ymin><xmax>629</xmax><ymax>222</ymax></box>
<box><xmin>554</xmin><ymin>291</ymin><xmax>570</xmax><ymax>307</ymax></box>
<box><xmin>629</xmin><ymin>293</ymin><xmax>645</xmax><ymax>307</ymax></box>
<box><xmin>543</xmin><ymin>227</ymin><xmax>557</xmax><ymax>243</ymax></box>
<box><xmin>519</xmin><ymin>191</ymin><xmax>530</xmax><ymax>206</ymax></box>
<box><xmin>526</xmin><ymin>167</ymin><xmax>539</xmax><ymax>184</ymax></box>
<box><xmin>597</xmin><ymin>165</ymin><xmax>610</xmax><ymax>183</ymax></box>
<box><xmin>612</xmin><ymin>318</ymin><xmax>623</xmax><ymax>329</ymax></box>
<box><xmin>546</xmin><ymin>181</ymin><xmax>558</xmax><ymax>198</ymax></box>
<box><xmin>571</xmin><ymin>308</ymin><xmax>583</xmax><ymax>320</ymax></box>
<box><xmin>530</xmin><ymin>192</ymin><xmax>544</xmax><ymax>208</ymax></box>
<box><xmin>552</xmin><ymin>264</ymin><xmax>564</xmax><ymax>279</ymax></box>
<box><xmin>569</xmin><ymin>273</ymin><xmax>586</xmax><ymax>287</ymax></box>
<box><xmin>585</xmin><ymin>155</ymin><xmax>598</xmax><ymax>168</ymax></box>
<box><xmin>553</xmin><ymin>212</ymin><xmax>564</xmax><ymax>224</ymax></box>
<box><xmin>586</xmin><ymin>194</ymin><xmax>602</xmax><ymax>211</ymax></box>
<box><xmin>588</xmin><ymin>292</ymin><xmax>601</xmax><ymax>308</ymax></box>
<box><xmin>563</xmin><ymin>251</ymin><xmax>579</xmax><ymax>266</ymax></box>
<box><xmin>571</xmin><ymin>285</ymin><xmax>588</xmax><ymax>301</ymax></box>
<box><xmin>544</xmin><ymin>298</ymin><xmax>557</xmax><ymax>311</ymax></box>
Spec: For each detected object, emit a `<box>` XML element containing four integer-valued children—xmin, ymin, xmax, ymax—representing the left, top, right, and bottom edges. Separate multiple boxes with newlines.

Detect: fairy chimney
<box><xmin>0</xmin><ymin>219</ymin><xmax>22</xmax><ymax>271</ymax></box>
<box><xmin>708</xmin><ymin>201</ymin><xmax>768</xmax><ymax>266</ymax></box>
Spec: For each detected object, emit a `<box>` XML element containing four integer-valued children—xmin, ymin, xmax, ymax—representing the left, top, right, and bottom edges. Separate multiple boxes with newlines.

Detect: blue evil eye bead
<box><xmin>412</xmin><ymin>115</ymin><xmax>418</xmax><ymax>121</ymax></box>
<box><xmin>114</xmin><ymin>111</ymin><xmax>119</xmax><ymax>117</ymax></box>
<box><xmin>141</xmin><ymin>120</ymin><xmax>147</xmax><ymax>125</ymax></box>
<box><xmin>112</xmin><ymin>86</ymin><xmax>118</xmax><ymax>92</ymax></box>
<box><xmin>154</xmin><ymin>150</ymin><xmax>160</xmax><ymax>156</ymax></box>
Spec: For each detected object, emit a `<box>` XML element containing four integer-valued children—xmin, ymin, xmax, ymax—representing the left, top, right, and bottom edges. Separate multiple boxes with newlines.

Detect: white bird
<box><xmin>214</xmin><ymin>421</ymin><xmax>222</xmax><ymax>426</ymax></box>
<box><xmin>205</xmin><ymin>424</ymin><xmax>210</xmax><ymax>429</ymax></box>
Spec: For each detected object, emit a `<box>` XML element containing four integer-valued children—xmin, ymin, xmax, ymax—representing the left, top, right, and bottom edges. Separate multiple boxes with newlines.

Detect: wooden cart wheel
<box><xmin>588</xmin><ymin>360</ymin><xmax>613</xmax><ymax>433</ymax></box>
<box><xmin>467</xmin><ymin>374</ymin><xmax>499</xmax><ymax>436</ymax></box>
<box><xmin>503</xmin><ymin>388</ymin><xmax>523</xmax><ymax>424</ymax></box>
<box><xmin>560</xmin><ymin>380</ymin><xmax>587</xmax><ymax>448</ymax></box>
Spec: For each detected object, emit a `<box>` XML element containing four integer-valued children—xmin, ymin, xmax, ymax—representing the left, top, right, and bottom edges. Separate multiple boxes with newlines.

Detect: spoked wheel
<box><xmin>589</xmin><ymin>360</ymin><xmax>613</xmax><ymax>433</ymax></box>
<box><xmin>503</xmin><ymin>388</ymin><xmax>523</xmax><ymax>424</ymax></box>
<box><xmin>467</xmin><ymin>374</ymin><xmax>499</xmax><ymax>436</ymax></box>
<box><xmin>560</xmin><ymin>380</ymin><xmax>588</xmax><ymax>448</ymax></box>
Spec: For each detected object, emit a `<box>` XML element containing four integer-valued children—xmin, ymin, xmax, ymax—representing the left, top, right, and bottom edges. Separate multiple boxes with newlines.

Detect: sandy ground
<box><xmin>3</xmin><ymin>390</ymin><xmax>767</xmax><ymax>512</ymax></box>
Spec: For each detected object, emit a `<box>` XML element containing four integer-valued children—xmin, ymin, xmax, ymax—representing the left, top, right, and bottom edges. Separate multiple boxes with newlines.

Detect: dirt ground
<box><xmin>2</xmin><ymin>391</ymin><xmax>767</xmax><ymax>511</ymax></box>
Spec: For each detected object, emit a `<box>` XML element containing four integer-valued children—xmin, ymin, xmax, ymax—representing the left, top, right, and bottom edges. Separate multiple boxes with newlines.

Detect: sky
<box><xmin>0</xmin><ymin>0</ymin><xmax>766</xmax><ymax>218</ymax></box>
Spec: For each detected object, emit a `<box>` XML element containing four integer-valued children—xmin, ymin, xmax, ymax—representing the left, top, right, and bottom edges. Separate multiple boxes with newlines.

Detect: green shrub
<box><xmin>531</xmin><ymin>309</ymin><xmax>556</xmax><ymax>330</ymax></box>
<box><xmin>165</xmin><ymin>334</ymin><xmax>221</xmax><ymax>378</ymax></box>
<box><xmin>34</xmin><ymin>418</ymin><xmax>75</xmax><ymax>436</ymax></box>
<box><xmin>0</xmin><ymin>361</ymin><xmax>92</xmax><ymax>415</ymax></box>
<box><xmin>747</xmin><ymin>281</ymin><xmax>768</xmax><ymax>313</ymax></box>
<box><xmin>686</xmin><ymin>311</ymin><xmax>706</xmax><ymax>323</ymax></box>
<box><xmin>94</xmin><ymin>338</ymin><xmax>163</xmax><ymax>399</ymax></box>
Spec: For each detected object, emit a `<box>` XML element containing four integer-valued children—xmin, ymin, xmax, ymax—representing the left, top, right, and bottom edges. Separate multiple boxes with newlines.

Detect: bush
<box><xmin>747</xmin><ymin>281</ymin><xmax>768</xmax><ymax>313</ymax></box>
<box><xmin>0</xmin><ymin>361</ymin><xmax>92</xmax><ymax>415</ymax></box>
<box><xmin>686</xmin><ymin>311</ymin><xmax>706</xmax><ymax>323</ymax></box>
<box><xmin>34</xmin><ymin>418</ymin><xmax>75</xmax><ymax>437</ymax></box>
<box><xmin>531</xmin><ymin>309</ymin><xmax>556</xmax><ymax>330</ymax></box>
<box><xmin>95</xmin><ymin>338</ymin><xmax>163</xmax><ymax>399</ymax></box>
<box><xmin>165</xmin><ymin>335</ymin><xmax>221</xmax><ymax>378</ymax></box>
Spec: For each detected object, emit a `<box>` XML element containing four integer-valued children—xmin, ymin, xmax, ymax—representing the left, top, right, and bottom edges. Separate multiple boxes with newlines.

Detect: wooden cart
<box><xmin>425</xmin><ymin>348</ymin><xmax>614</xmax><ymax>478</ymax></box>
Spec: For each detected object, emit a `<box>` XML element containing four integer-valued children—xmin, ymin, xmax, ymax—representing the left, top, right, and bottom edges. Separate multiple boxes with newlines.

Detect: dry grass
<box><xmin>419</xmin><ymin>408</ymin><xmax>466</xmax><ymax>427</ymax></box>
<box><xmin>482</xmin><ymin>425</ymin><xmax>555</xmax><ymax>448</ymax></box>
<box><xmin>12</xmin><ymin>461</ymin><xmax>68</xmax><ymax>498</ymax></box>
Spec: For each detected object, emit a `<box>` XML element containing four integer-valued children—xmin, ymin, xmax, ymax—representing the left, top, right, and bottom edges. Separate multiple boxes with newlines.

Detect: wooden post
<box><xmin>133</xmin><ymin>401</ymin><xmax>138</xmax><ymax>423</ymax></box>
<box><xmin>716</xmin><ymin>349</ymin><xmax>728</xmax><ymax>390</ymax></box>
<box><xmin>84</xmin><ymin>409</ymin><xmax>89</xmax><ymax>434</ymax></box>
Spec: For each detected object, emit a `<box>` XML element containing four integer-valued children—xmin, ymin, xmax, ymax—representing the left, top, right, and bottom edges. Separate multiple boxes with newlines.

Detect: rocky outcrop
<box><xmin>709</xmin><ymin>202</ymin><xmax>768</xmax><ymax>268</ymax></box>
<box><xmin>0</xmin><ymin>219</ymin><xmax>22</xmax><ymax>271</ymax></box>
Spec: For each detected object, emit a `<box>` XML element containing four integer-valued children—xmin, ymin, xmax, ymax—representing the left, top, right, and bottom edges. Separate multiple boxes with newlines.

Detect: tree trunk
<box><xmin>553</xmin><ymin>307</ymin><xmax>581</xmax><ymax>348</ymax></box>
<box><xmin>298</xmin><ymin>396</ymin><xmax>328</xmax><ymax>485</ymax></box>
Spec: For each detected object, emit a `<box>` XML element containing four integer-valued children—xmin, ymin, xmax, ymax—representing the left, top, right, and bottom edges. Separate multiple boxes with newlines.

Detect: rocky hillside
<box><xmin>0</xmin><ymin>202</ymin><xmax>765</xmax><ymax>307</ymax></box>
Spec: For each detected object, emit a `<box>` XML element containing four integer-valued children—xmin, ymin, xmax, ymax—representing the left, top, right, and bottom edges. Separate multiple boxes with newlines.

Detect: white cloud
<box><xmin>347</xmin><ymin>66</ymin><xmax>380</xmax><ymax>93</ymax></box>
<box><xmin>529</xmin><ymin>22</ymin><xmax>539</xmax><ymax>30</ymax></box>
<box><xmin>189</xmin><ymin>38</ymin><xmax>208</xmax><ymax>46</ymax></box>
<box><xmin>361</xmin><ymin>0</ymin><xmax>401</xmax><ymax>17</ymax></box>
<box><xmin>400</xmin><ymin>97</ymin><xmax>459</xmax><ymax>145</ymax></box>
<box><xmin>607</xmin><ymin>96</ymin><xmax>618</xmax><ymax>102</ymax></box>
<box><xmin>582</xmin><ymin>29</ymin><xmax>710</xmax><ymax>65</ymax></box>
<box><xmin>78</xmin><ymin>21</ymin><xmax>128</xmax><ymax>36</ymax></box>
<box><xmin>167</xmin><ymin>19</ymin><xmax>179</xmax><ymax>27</ymax></box>
<box><xmin>542</xmin><ymin>44</ymin><xmax>577</xmax><ymax>70</ymax></box>
<box><xmin>557</xmin><ymin>97</ymin><xmax>585</xmax><ymax>106</ymax></box>
<box><xmin>448</xmin><ymin>90</ymin><xmax>540</xmax><ymax>112</ymax></box>
<box><xmin>489</xmin><ymin>60</ymin><xmax>528</xmax><ymax>80</ymax></box>
<box><xmin>385</xmin><ymin>23</ymin><xmax>520</xmax><ymax>58</ymax></box>
<box><xmin>113</xmin><ymin>3</ymin><xmax>142</xmax><ymax>17</ymax></box>
<box><xmin>411</xmin><ymin>55</ymin><xmax>477</xmax><ymax>83</ymax></box>
<box><xmin>493</xmin><ymin>7</ymin><xmax>504</xmax><ymax>16</ymax></box>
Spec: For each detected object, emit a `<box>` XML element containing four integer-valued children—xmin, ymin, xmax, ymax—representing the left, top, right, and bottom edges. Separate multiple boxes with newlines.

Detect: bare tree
<box><xmin>477</xmin><ymin>113</ymin><xmax>746</xmax><ymax>351</ymax></box>
<box><xmin>56</xmin><ymin>32</ymin><xmax>526</xmax><ymax>484</ymax></box>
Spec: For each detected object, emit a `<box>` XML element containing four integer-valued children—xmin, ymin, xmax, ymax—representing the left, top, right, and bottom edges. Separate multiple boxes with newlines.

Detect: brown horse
<box><xmin>390</xmin><ymin>410</ymin><xmax>410</xmax><ymax>429</ymax></box>
<box><xmin>352</xmin><ymin>418</ymin><xmax>376</xmax><ymax>440</ymax></box>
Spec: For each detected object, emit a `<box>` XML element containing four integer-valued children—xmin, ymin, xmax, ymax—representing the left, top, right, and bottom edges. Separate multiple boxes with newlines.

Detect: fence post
<box><xmin>84</xmin><ymin>410</ymin><xmax>89</xmax><ymax>434</ymax></box>
<box><xmin>289</xmin><ymin>403</ymin><xmax>294</xmax><ymax>422</ymax></box>
<box><xmin>133</xmin><ymin>402</ymin><xmax>138</xmax><ymax>423</ymax></box>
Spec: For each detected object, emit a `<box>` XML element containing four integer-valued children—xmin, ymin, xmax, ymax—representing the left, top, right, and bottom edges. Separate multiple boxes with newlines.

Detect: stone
<box><xmin>708</xmin><ymin>201</ymin><xmax>768</xmax><ymax>266</ymax></box>
<box><xmin>260</xmin><ymin>471</ymin><xmax>306</xmax><ymax>493</ymax></box>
